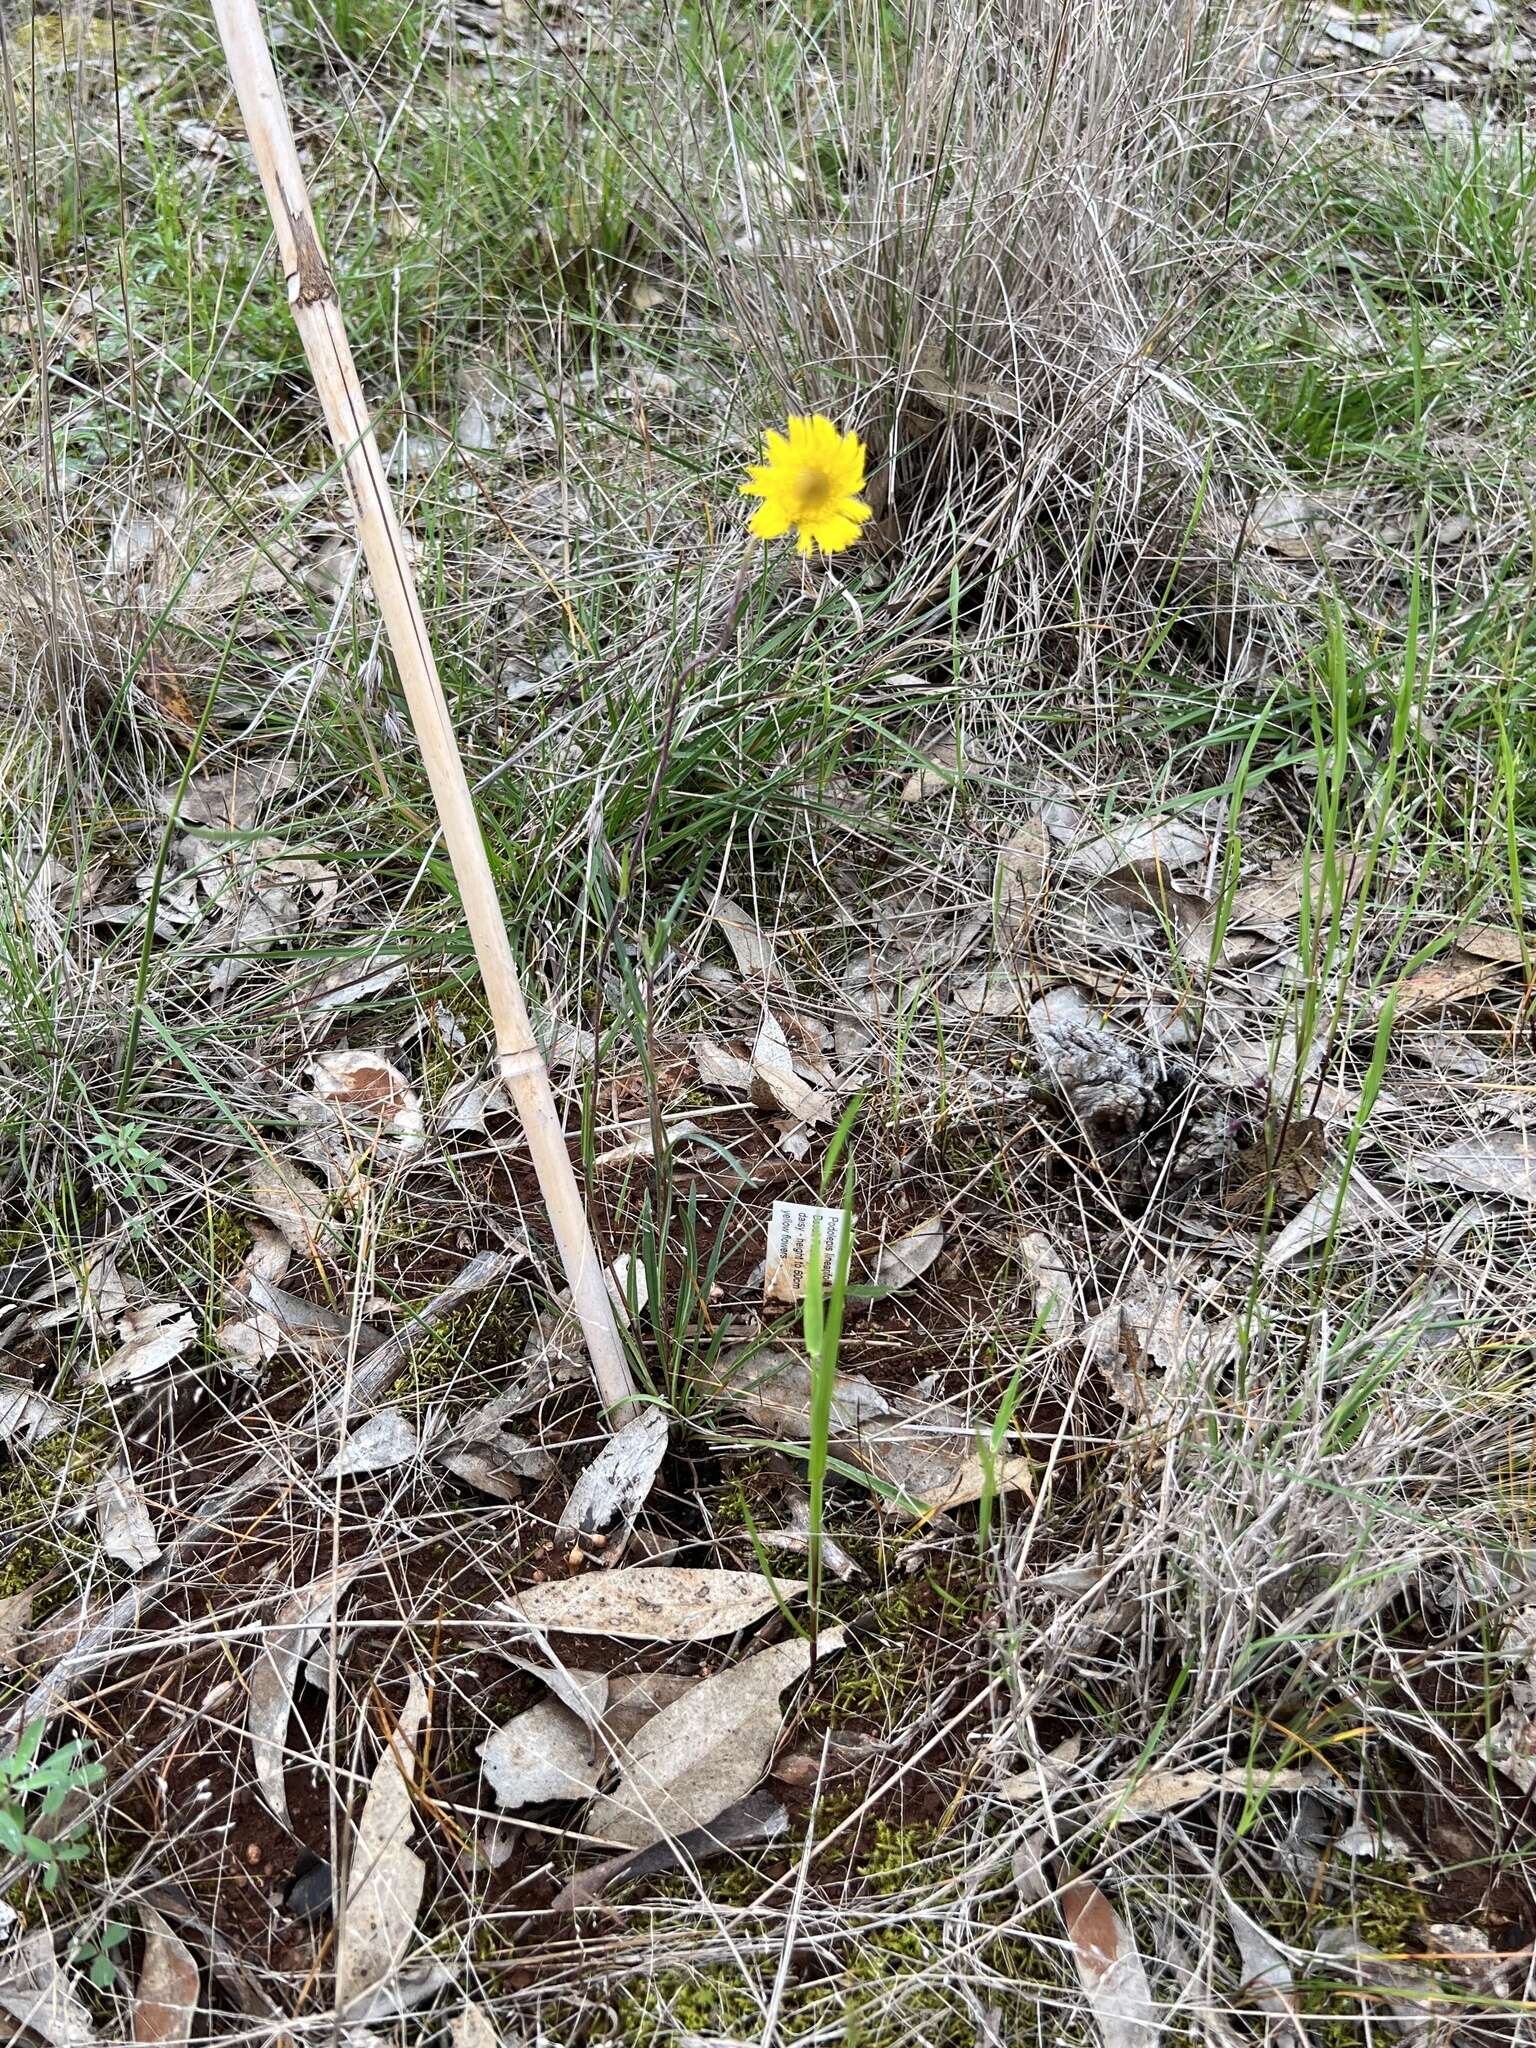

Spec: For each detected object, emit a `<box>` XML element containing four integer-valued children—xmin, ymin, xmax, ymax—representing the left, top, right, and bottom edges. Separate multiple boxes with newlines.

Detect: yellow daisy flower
<box><xmin>739</xmin><ymin>413</ymin><xmax>872</xmax><ymax>558</ymax></box>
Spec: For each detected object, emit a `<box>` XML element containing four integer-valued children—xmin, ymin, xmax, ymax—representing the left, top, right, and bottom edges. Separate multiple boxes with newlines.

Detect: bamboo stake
<box><xmin>210</xmin><ymin>0</ymin><xmax>635</xmax><ymax>1417</ymax></box>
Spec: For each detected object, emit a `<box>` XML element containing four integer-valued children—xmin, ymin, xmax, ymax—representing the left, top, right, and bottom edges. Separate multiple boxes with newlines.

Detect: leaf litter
<box><xmin>336</xmin><ymin>1671</ymin><xmax>430</xmax><ymax>2018</ymax></box>
<box><xmin>1060</xmin><ymin>1878</ymin><xmax>1161</xmax><ymax>2048</ymax></box>
<box><xmin>247</xmin><ymin>1566</ymin><xmax>363</xmax><ymax>1825</ymax></box>
<box><xmin>480</xmin><ymin>1676</ymin><xmax>608</xmax><ymax>1810</ymax></box>
<box><xmin>714</xmin><ymin>1347</ymin><xmax>1033</xmax><ymax>1514</ymax></box>
<box><xmin>585</xmin><ymin>1628</ymin><xmax>844</xmax><ymax>1849</ymax></box>
<box><xmin>555</xmin><ymin>1405</ymin><xmax>669</xmax><ymax>1561</ymax></box>
<box><xmin>501</xmin><ymin>1567</ymin><xmax>805</xmax><ymax>1641</ymax></box>
<box><xmin>131</xmin><ymin>1908</ymin><xmax>199</xmax><ymax>2047</ymax></box>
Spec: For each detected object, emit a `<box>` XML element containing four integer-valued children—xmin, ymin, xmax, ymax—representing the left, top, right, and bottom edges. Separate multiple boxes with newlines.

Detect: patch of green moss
<box><xmin>199</xmin><ymin>1207</ymin><xmax>254</xmax><ymax>1284</ymax></box>
<box><xmin>388</xmin><ymin>1288</ymin><xmax>532</xmax><ymax>1401</ymax></box>
<box><xmin>0</xmin><ymin>1411</ymin><xmax>112</xmax><ymax>1600</ymax></box>
<box><xmin>1233</xmin><ymin>1859</ymin><xmax>1431</xmax><ymax>2048</ymax></box>
<box><xmin>596</xmin><ymin>1906</ymin><xmax>1069</xmax><ymax>2048</ymax></box>
<box><xmin>809</xmin><ymin>1555</ymin><xmax>987</xmax><ymax>1726</ymax></box>
<box><xmin>1320</xmin><ymin>1860</ymin><xmax>1423</xmax><ymax>1951</ymax></box>
<box><xmin>859</xmin><ymin>1819</ymin><xmax>943</xmax><ymax>1896</ymax></box>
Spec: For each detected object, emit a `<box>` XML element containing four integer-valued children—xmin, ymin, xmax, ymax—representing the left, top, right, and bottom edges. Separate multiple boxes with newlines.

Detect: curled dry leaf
<box><xmin>556</xmin><ymin>1406</ymin><xmax>668</xmax><ymax>1557</ymax></box>
<box><xmin>97</xmin><ymin>1466</ymin><xmax>162</xmax><ymax>1572</ymax></box>
<box><xmin>1100</xmin><ymin>1764</ymin><xmax>1308</xmax><ymax>1820</ymax></box>
<box><xmin>132</xmin><ymin>1907</ymin><xmax>198</xmax><ymax>2047</ymax></box>
<box><xmin>502</xmin><ymin>1566</ymin><xmax>804</xmax><ymax>1642</ymax></box>
<box><xmin>999</xmin><ymin>814</ymin><xmax>1051</xmax><ymax>925</ymax></box>
<box><xmin>243</xmin><ymin>1155</ymin><xmax>332</xmax><ymax>1255</ymax></box>
<box><xmin>336</xmin><ymin>1671</ymin><xmax>431</xmax><ymax>2016</ymax></box>
<box><xmin>1061</xmin><ymin>1878</ymin><xmax>1161</xmax><ymax>2048</ymax></box>
<box><xmin>248</xmin><ymin>1566</ymin><xmax>362</xmax><ymax>1825</ymax></box>
<box><xmin>900</xmin><ymin>734</ymin><xmax>976</xmax><ymax>802</ymax></box>
<box><xmin>1061</xmin><ymin>812</ymin><xmax>1208</xmax><ymax>885</ymax></box>
<box><xmin>1227</xmin><ymin>1908</ymin><xmax>1305</xmax><ymax>2048</ymax></box>
<box><xmin>714</xmin><ymin>1348</ymin><xmax>1033</xmax><ymax>1517</ymax></box>
<box><xmin>693</xmin><ymin>1034</ymin><xmax>755</xmax><ymax>1096</ymax></box>
<box><xmin>0</xmin><ymin>1382</ymin><xmax>65</xmax><ymax>1448</ymax></box>
<box><xmin>506</xmin><ymin>1654</ymin><xmax>611</xmax><ymax>1736</ymax></box>
<box><xmin>712</xmin><ymin>895</ymin><xmax>786</xmax><ymax>986</ymax></box>
<box><xmin>872</xmin><ymin>1215</ymin><xmax>944</xmax><ymax>1291</ymax></box>
<box><xmin>1391</xmin><ymin>950</ymin><xmax>1512</xmax><ymax>1020</ymax></box>
<box><xmin>758</xmin><ymin>1493</ymin><xmax>862</xmax><ymax>1581</ymax></box>
<box><xmin>586</xmin><ymin>1628</ymin><xmax>843</xmax><ymax>1850</ymax></box>
<box><xmin>594</xmin><ymin>1117</ymin><xmax>706</xmax><ymax>1167</ymax></box>
<box><xmin>479</xmin><ymin>1677</ymin><xmax>608</xmax><ymax>1810</ymax></box>
<box><xmin>320</xmin><ymin>1409</ymin><xmax>421</xmax><ymax>1480</ymax></box>
<box><xmin>750</xmin><ymin>1011</ymin><xmax>833</xmax><ymax>1124</ymax></box>
<box><xmin>93</xmin><ymin>1302</ymin><xmax>197</xmax><ymax>1388</ymax></box>
<box><xmin>439</xmin><ymin>1386</ymin><xmax>553</xmax><ymax>1498</ymax></box>
<box><xmin>308</xmin><ymin>1050</ymin><xmax>425</xmax><ymax>1152</ymax></box>
<box><xmin>0</xmin><ymin>1588</ymin><xmax>33</xmax><ymax>1666</ymax></box>
<box><xmin>166</xmin><ymin>758</ymin><xmax>298</xmax><ymax>833</ymax></box>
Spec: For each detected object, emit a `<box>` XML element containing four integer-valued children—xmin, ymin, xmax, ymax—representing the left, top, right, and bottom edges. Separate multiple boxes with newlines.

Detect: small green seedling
<box><xmin>0</xmin><ymin>1718</ymin><xmax>105</xmax><ymax>1891</ymax></box>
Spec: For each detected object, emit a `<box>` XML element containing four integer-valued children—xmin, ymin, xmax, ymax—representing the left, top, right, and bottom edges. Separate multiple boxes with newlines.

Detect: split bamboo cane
<box><xmin>209</xmin><ymin>0</ymin><xmax>635</xmax><ymax>1417</ymax></box>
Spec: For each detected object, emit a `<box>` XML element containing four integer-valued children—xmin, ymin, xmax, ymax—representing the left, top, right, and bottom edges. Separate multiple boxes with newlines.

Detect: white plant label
<box><xmin>764</xmin><ymin>1201</ymin><xmax>848</xmax><ymax>1304</ymax></box>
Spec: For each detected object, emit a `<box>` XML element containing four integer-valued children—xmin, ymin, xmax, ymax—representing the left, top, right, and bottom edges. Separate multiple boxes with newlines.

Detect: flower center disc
<box><xmin>792</xmin><ymin>466</ymin><xmax>833</xmax><ymax>515</ymax></box>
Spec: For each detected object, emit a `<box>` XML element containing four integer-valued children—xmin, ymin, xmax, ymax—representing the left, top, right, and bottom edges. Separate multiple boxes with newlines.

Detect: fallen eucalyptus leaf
<box><xmin>132</xmin><ymin>1908</ymin><xmax>198</xmax><ymax>2046</ymax></box>
<box><xmin>0</xmin><ymin>1588</ymin><xmax>33</xmax><ymax>1666</ymax></box>
<box><xmin>506</xmin><ymin>1655</ymin><xmax>610</xmax><ymax>1736</ymax></box>
<box><xmin>440</xmin><ymin>1427</ymin><xmax>553</xmax><ymax>1500</ymax></box>
<box><xmin>603</xmin><ymin>1671</ymin><xmax>701</xmax><ymax>1743</ymax></box>
<box><xmin>713</xmin><ymin>1348</ymin><xmax>1032</xmax><ymax>1516</ymax></box>
<box><xmin>1392</xmin><ymin>950</ymin><xmax>1512</xmax><ymax>1020</ymax></box>
<box><xmin>320</xmin><ymin>1409</ymin><xmax>421</xmax><ymax>1480</ymax></box>
<box><xmin>168</xmin><ymin>758</ymin><xmax>298</xmax><ymax>832</ymax></box>
<box><xmin>502</xmin><ymin>1567</ymin><xmax>804</xmax><ymax>1643</ymax></box>
<box><xmin>243</xmin><ymin>1155</ymin><xmax>332</xmax><ymax>1255</ymax></box>
<box><xmin>93</xmin><ymin>1302</ymin><xmax>196</xmax><ymax>1387</ymax></box>
<box><xmin>553</xmin><ymin>1789</ymin><xmax>789</xmax><ymax>1911</ymax></box>
<box><xmin>480</xmin><ymin>1685</ymin><xmax>607</xmax><ymax>1810</ymax></box>
<box><xmin>1227</xmin><ymin>1907</ymin><xmax>1305</xmax><ymax>2048</ymax></box>
<box><xmin>712</xmin><ymin>896</ymin><xmax>786</xmax><ymax>985</ymax></box>
<box><xmin>336</xmin><ymin>1671</ymin><xmax>430</xmax><ymax>2015</ymax></box>
<box><xmin>248</xmin><ymin>1566</ymin><xmax>362</xmax><ymax>1825</ymax></box>
<box><xmin>1061</xmin><ymin>1878</ymin><xmax>1160</xmax><ymax>2048</ymax></box>
<box><xmin>0</xmin><ymin>1382</ymin><xmax>65</xmax><ymax>1448</ymax></box>
<box><xmin>694</xmin><ymin>1035</ymin><xmax>755</xmax><ymax>1095</ymax></box>
<box><xmin>556</xmin><ymin>1407</ymin><xmax>668</xmax><ymax>1558</ymax></box>
<box><xmin>750</xmin><ymin>1012</ymin><xmax>832</xmax><ymax>1124</ymax></box>
<box><xmin>1100</xmin><ymin>1764</ymin><xmax>1307</xmax><ymax>1820</ymax></box>
<box><xmin>451</xmin><ymin>2006</ymin><xmax>502</xmax><ymax>2048</ymax></box>
<box><xmin>0</xmin><ymin>1932</ymin><xmax>97</xmax><ymax>2047</ymax></box>
<box><xmin>585</xmin><ymin>1628</ymin><xmax>843</xmax><ymax>1849</ymax></box>
<box><xmin>1018</xmin><ymin>1232</ymin><xmax>1078</xmax><ymax>1342</ymax></box>
<box><xmin>872</xmin><ymin>1215</ymin><xmax>944</xmax><ymax>1291</ymax></box>
<box><xmin>97</xmin><ymin>1466</ymin><xmax>162</xmax><ymax>1572</ymax></box>
<box><xmin>309</xmin><ymin>1049</ymin><xmax>425</xmax><ymax>1153</ymax></box>
<box><xmin>1400</xmin><ymin>1128</ymin><xmax>1536</xmax><ymax>1204</ymax></box>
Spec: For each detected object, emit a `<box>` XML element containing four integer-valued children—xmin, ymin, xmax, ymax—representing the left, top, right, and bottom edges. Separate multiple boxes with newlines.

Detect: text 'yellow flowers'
<box><xmin>740</xmin><ymin>413</ymin><xmax>871</xmax><ymax>557</ymax></box>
